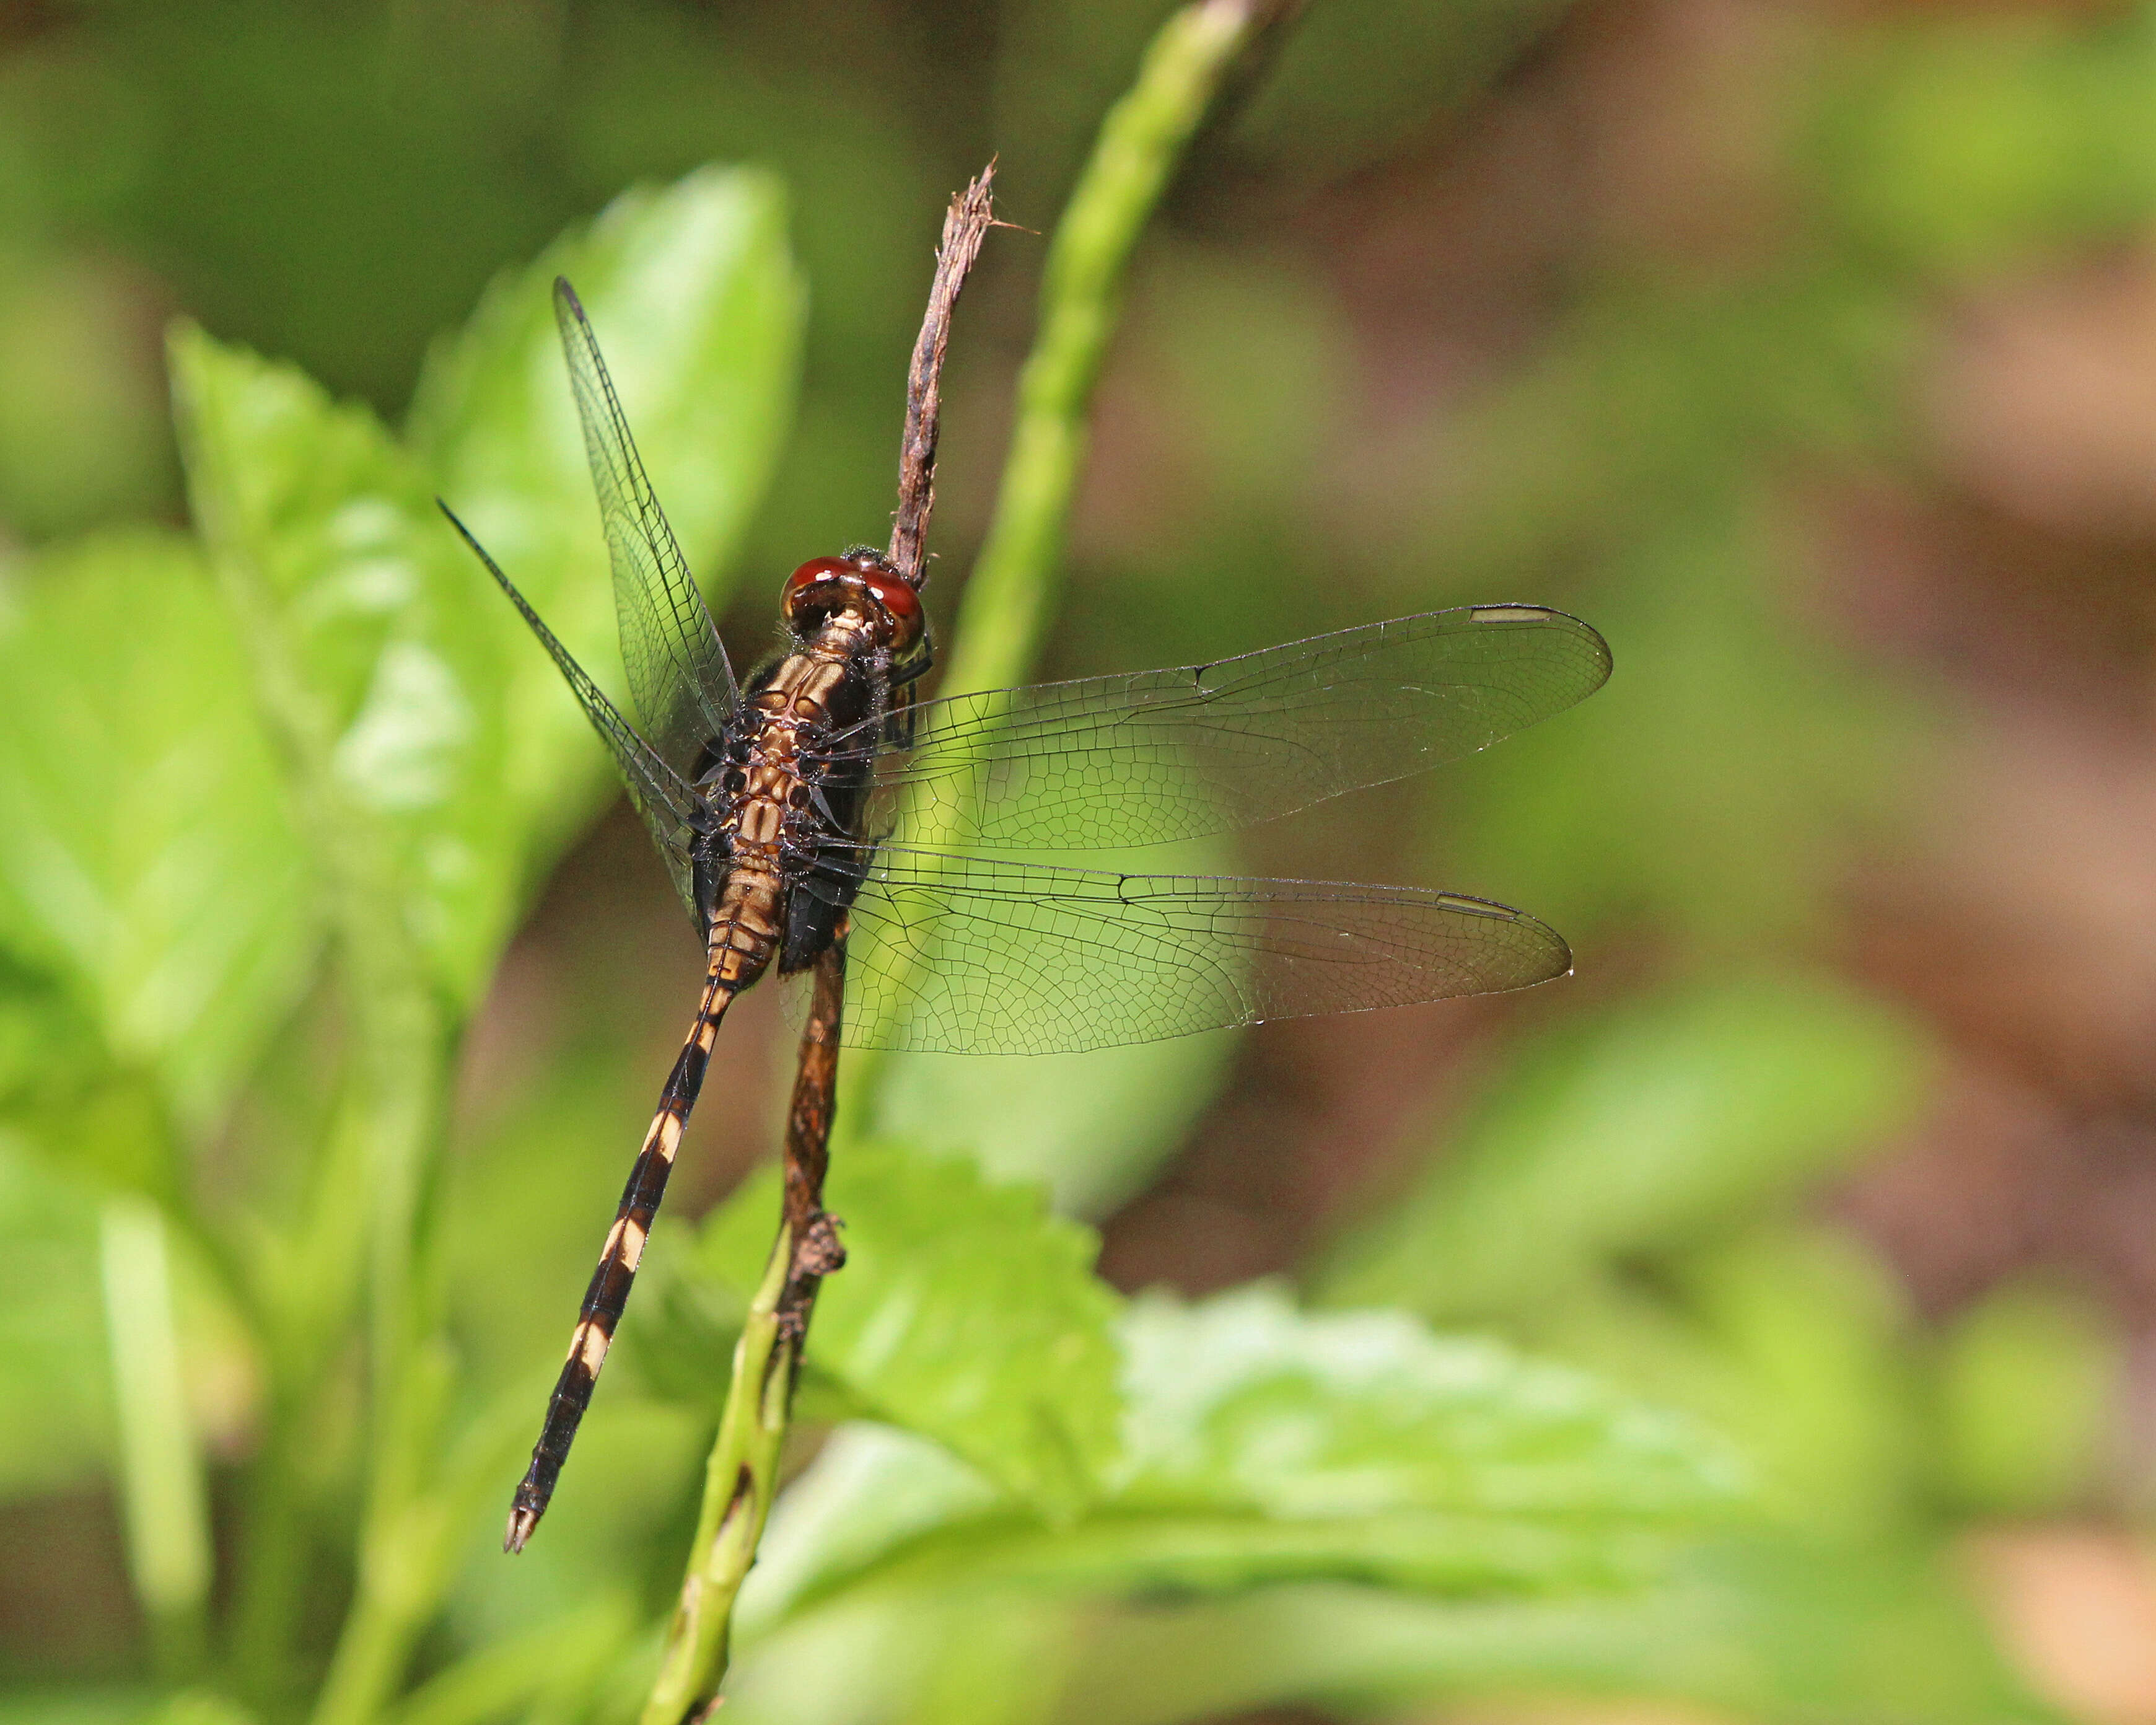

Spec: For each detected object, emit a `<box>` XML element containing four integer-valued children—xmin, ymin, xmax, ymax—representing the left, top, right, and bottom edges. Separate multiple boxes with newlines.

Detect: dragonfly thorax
<box><xmin>745</xmin><ymin>614</ymin><xmax>882</xmax><ymax>727</ymax></box>
<box><xmin>692</xmin><ymin>608</ymin><xmax>892</xmax><ymax>986</ymax></box>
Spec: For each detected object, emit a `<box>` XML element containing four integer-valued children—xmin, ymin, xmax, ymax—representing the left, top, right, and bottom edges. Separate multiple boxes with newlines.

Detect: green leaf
<box><xmin>409</xmin><ymin>165</ymin><xmax>805</xmax><ymax>877</ymax></box>
<box><xmin>735</xmin><ymin>1424</ymin><xmax>1002</xmax><ymax>1639</ymax></box>
<box><xmin>1470</xmin><ymin>1231</ymin><xmax>1921</xmax><ymax>1547</ymax></box>
<box><xmin>1046</xmin><ymin>1537</ymin><xmax>2054</xmax><ymax>1725</ymax></box>
<box><xmin>1111</xmin><ymin>1284</ymin><xmax>1736</xmax><ymax>1522</ymax></box>
<box><xmin>725</xmin><ymin>1586</ymin><xmax>1077</xmax><ymax>1725</ymax></box>
<box><xmin>1317</xmin><ymin>973</ymin><xmax>1934</xmax><ymax>1320</ymax></box>
<box><xmin>729</xmin><ymin>1527</ymin><xmax>2054</xmax><ymax>1725</ymax></box>
<box><xmin>737</xmin><ymin>1286</ymin><xmax>1741</xmax><ymax>1626</ymax></box>
<box><xmin>170</xmin><ymin>168</ymin><xmax>803</xmax><ymax>1007</ymax></box>
<box><xmin>172</xmin><ymin>323</ymin><xmax>513</xmax><ymax>1006</ymax></box>
<box><xmin>698</xmin><ymin>1143</ymin><xmax>1123</xmax><ymax>1520</ymax></box>
<box><xmin>0</xmin><ymin>529</ymin><xmax>317</xmax><ymax>1128</ymax></box>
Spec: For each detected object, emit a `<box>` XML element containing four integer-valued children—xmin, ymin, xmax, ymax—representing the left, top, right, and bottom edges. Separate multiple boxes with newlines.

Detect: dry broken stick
<box><xmin>888</xmin><ymin>163</ymin><xmax>997</xmax><ymax>590</ymax></box>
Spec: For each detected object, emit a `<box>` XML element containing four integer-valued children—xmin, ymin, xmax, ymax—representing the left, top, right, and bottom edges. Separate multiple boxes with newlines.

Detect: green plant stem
<box><xmin>845</xmin><ymin>0</ymin><xmax>1268</xmax><ymax>1123</ymax></box>
<box><xmin>307</xmin><ymin>916</ymin><xmax>450</xmax><ymax>1725</ymax></box>
<box><xmin>231</xmin><ymin>1095</ymin><xmax>378</xmax><ymax>1700</ymax></box>
<box><xmin>644</xmin><ymin>942</ymin><xmax>848</xmax><ymax>1725</ymax></box>
<box><xmin>229</xmin><ymin>1385</ymin><xmax>312</xmax><ymax>1704</ymax></box>
<box><xmin>642</xmin><ymin>1225</ymin><xmax>798</xmax><ymax>1725</ymax></box>
<box><xmin>941</xmin><ymin>0</ymin><xmax>1259</xmax><ymax>700</ymax></box>
<box><xmin>99</xmin><ymin>1193</ymin><xmax>213</xmax><ymax>1684</ymax></box>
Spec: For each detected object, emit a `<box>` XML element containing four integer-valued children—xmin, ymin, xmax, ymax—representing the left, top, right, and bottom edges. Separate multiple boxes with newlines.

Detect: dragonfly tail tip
<box><xmin>504</xmin><ymin>1503</ymin><xmax>540</xmax><ymax>1555</ymax></box>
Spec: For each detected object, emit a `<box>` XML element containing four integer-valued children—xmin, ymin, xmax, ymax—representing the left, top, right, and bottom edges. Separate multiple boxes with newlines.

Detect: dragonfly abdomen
<box><xmin>505</xmin><ymin>946</ymin><xmax>740</xmax><ymax>1553</ymax></box>
<box><xmin>708</xmin><ymin>869</ymin><xmax>784</xmax><ymax>986</ymax></box>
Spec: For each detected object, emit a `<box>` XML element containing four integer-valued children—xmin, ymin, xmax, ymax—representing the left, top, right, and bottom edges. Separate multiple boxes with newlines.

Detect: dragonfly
<box><xmin>444</xmin><ymin>278</ymin><xmax>1611</xmax><ymax>1554</ymax></box>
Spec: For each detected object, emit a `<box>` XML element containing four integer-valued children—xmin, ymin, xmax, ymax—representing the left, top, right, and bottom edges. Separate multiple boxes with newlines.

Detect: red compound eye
<box><xmin>856</xmin><ymin>563</ymin><xmax>922</xmax><ymax>652</ymax></box>
<box><xmin>780</xmin><ymin>552</ymin><xmax>922</xmax><ymax>652</ymax></box>
<box><xmin>782</xmin><ymin>556</ymin><xmax>853</xmax><ymax>614</ymax></box>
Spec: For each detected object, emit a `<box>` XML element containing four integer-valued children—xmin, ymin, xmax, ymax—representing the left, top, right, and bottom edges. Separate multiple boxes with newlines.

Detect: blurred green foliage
<box><xmin>1</xmin><ymin>1</ymin><xmax>2149</xmax><ymax>1723</ymax></box>
<box><xmin>1938</xmin><ymin>1277</ymin><xmax>2123</xmax><ymax>1520</ymax></box>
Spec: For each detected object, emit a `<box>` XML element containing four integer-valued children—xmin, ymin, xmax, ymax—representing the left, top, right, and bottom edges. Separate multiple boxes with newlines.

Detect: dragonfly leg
<box><xmin>883</xmin><ymin>677</ymin><xmax>924</xmax><ymax>749</ymax></box>
<box><xmin>504</xmin><ymin>952</ymin><xmax>740</xmax><ymax>1555</ymax></box>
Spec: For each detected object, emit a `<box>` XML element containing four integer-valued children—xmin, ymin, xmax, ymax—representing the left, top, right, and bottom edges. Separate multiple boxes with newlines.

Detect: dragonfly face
<box><xmin>777</xmin><ymin>549</ymin><xmax>929</xmax><ymax>679</ymax></box>
<box><xmin>442</xmin><ymin>275</ymin><xmax>1612</xmax><ymax>1552</ymax></box>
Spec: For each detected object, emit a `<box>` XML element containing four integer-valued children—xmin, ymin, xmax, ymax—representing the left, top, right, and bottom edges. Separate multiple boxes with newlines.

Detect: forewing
<box><xmin>825</xmin><ymin>606</ymin><xmax>1610</xmax><ymax>853</ymax></box>
<box><xmin>444</xmin><ymin>505</ymin><xmax>704</xmax><ymax>915</ymax></box>
<box><xmin>554</xmin><ymin>278</ymin><xmax>737</xmax><ymax>781</ymax></box>
<box><xmin>811</xmin><ymin>845</ymin><xmax>1571</xmax><ymax>1055</ymax></box>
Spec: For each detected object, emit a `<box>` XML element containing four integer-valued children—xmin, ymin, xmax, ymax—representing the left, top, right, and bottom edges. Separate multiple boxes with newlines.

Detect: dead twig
<box><xmin>887</xmin><ymin>164</ymin><xmax>997</xmax><ymax>590</ymax></box>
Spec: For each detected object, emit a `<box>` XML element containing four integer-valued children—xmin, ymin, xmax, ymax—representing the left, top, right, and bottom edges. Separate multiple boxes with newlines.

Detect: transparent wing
<box><xmin>554</xmin><ymin>278</ymin><xmax>737</xmax><ymax>783</ymax></box>
<box><xmin>443</xmin><ymin>504</ymin><xmax>705</xmax><ymax>916</ymax></box>
<box><xmin>815</xmin><ymin>606</ymin><xmax>1610</xmax><ymax>853</ymax></box>
<box><xmin>807</xmin><ymin>844</ymin><xmax>1572</xmax><ymax>1055</ymax></box>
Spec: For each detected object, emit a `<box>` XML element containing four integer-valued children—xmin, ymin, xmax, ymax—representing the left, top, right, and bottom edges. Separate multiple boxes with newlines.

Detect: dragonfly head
<box><xmin>781</xmin><ymin>550</ymin><xmax>925</xmax><ymax>661</ymax></box>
